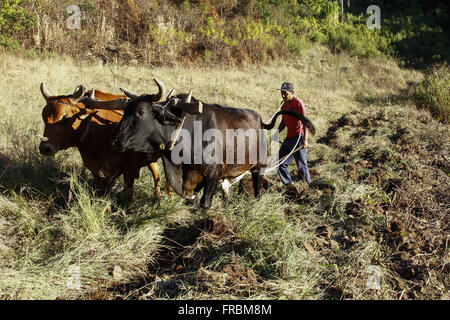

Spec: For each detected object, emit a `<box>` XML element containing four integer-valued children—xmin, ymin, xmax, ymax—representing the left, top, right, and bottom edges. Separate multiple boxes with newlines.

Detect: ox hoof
<box><xmin>198</xmin><ymin>202</ymin><xmax>211</xmax><ymax>212</ymax></box>
<box><xmin>199</xmin><ymin>206</ymin><xmax>211</xmax><ymax>213</ymax></box>
<box><xmin>117</xmin><ymin>192</ymin><xmax>133</xmax><ymax>205</ymax></box>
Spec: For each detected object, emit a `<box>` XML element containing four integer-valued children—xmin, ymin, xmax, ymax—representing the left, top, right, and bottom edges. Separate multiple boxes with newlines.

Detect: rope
<box><xmin>264</xmin><ymin>133</ymin><xmax>302</xmax><ymax>175</ymax></box>
<box><xmin>264</xmin><ymin>100</ymin><xmax>306</xmax><ymax>173</ymax></box>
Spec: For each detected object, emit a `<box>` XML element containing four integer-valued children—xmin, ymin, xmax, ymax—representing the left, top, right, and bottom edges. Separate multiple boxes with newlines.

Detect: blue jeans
<box><xmin>278</xmin><ymin>135</ymin><xmax>311</xmax><ymax>185</ymax></box>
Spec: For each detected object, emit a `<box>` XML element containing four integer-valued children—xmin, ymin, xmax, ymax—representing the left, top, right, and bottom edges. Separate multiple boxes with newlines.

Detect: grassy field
<box><xmin>0</xmin><ymin>45</ymin><xmax>448</xmax><ymax>300</ymax></box>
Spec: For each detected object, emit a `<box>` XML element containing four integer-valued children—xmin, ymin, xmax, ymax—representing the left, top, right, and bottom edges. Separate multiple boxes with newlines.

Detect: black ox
<box><xmin>86</xmin><ymin>80</ymin><xmax>316</xmax><ymax>209</ymax></box>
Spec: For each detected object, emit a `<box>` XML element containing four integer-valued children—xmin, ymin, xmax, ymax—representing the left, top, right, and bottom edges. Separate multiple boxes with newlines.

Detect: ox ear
<box><xmin>40</xmin><ymin>82</ymin><xmax>53</xmax><ymax>101</ymax></box>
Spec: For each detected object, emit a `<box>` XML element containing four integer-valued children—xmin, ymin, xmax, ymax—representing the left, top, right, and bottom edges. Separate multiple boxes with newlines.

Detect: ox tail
<box><xmin>262</xmin><ymin>110</ymin><xmax>316</xmax><ymax>135</ymax></box>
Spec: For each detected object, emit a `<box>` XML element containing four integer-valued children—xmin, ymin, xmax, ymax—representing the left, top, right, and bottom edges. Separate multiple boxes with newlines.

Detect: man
<box><xmin>275</xmin><ymin>82</ymin><xmax>311</xmax><ymax>187</ymax></box>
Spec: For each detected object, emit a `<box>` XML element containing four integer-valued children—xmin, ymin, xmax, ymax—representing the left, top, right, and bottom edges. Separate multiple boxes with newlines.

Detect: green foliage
<box><xmin>231</xmin><ymin>0</ymin><xmax>449</xmax><ymax>64</ymax></box>
<box><xmin>0</xmin><ymin>0</ymin><xmax>35</xmax><ymax>48</ymax></box>
<box><xmin>79</xmin><ymin>0</ymin><xmax>99</xmax><ymax>15</ymax></box>
<box><xmin>204</xmin><ymin>49</ymin><xmax>211</xmax><ymax>62</ymax></box>
<box><xmin>326</xmin><ymin>14</ymin><xmax>390</xmax><ymax>58</ymax></box>
<box><xmin>415</xmin><ymin>64</ymin><xmax>450</xmax><ymax>123</ymax></box>
<box><xmin>282</xmin><ymin>30</ymin><xmax>311</xmax><ymax>55</ymax></box>
<box><xmin>199</xmin><ymin>16</ymin><xmax>280</xmax><ymax>49</ymax></box>
<box><xmin>347</xmin><ymin>0</ymin><xmax>450</xmax><ymax>67</ymax></box>
<box><xmin>1</xmin><ymin>0</ymin><xmax>448</xmax><ymax>66</ymax></box>
<box><xmin>148</xmin><ymin>21</ymin><xmax>191</xmax><ymax>47</ymax></box>
<box><xmin>230</xmin><ymin>0</ymin><xmax>390</xmax><ymax>59</ymax></box>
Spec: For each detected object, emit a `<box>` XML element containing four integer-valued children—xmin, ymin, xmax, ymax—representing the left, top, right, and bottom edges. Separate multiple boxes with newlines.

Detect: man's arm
<box><xmin>278</xmin><ymin>101</ymin><xmax>286</xmax><ymax>132</ymax></box>
<box><xmin>278</xmin><ymin>119</ymin><xmax>286</xmax><ymax>132</ymax></box>
<box><xmin>297</xmin><ymin>99</ymin><xmax>308</xmax><ymax>148</ymax></box>
<box><xmin>302</xmin><ymin>127</ymin><xmax>308</xmax><ymax>148</ymax></box>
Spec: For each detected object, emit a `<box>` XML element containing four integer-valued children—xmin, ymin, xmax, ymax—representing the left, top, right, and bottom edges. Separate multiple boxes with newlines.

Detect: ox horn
<box><xmin>153</xmin><ymin>78</ymin><xmax>166</xmax><ymax>102</ymax></box>
<box><xmin>89</xmin><ymin>88</ymin><xmax>95</xmax><ymax>99</ymax></box>
<box><xmin>70</xmin><ymin>85</ymin><xmax>86</xmax><ymax>103</ymax></box>
<box><xmin>166</xmin><ymin>88</ymin><xmax>175</xmax><ymax>100</ymax></box>
<box><xmin>40</xmin><ymin>82</ymin><xmax>53</xmax><ymax>101</ymax></box>
<box><xmin>83</xmin><ymin>91</ymin><xmax>127</xmax><ymax>110</ymax></box>
<box><xmin>120</xmin><ymin>87</ymin><xmax>139</xmax><ymax>99</ymax></box>
<box><xmin>185</xmin><ymin>90</ymin><xmax>192</xmax><ymax>103</ymax></box>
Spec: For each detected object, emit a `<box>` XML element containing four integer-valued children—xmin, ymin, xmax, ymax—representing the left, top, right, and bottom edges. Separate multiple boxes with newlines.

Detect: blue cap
<box><xmin>278</xmin><ymin>82</ymin><xmax>294</xmax><ymax>92</ymax></box>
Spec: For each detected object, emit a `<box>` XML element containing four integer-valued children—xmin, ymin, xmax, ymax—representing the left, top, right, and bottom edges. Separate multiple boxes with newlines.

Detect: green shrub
<box><xmin>415</xmin><ymin>64</ymin><xmax>450</xmax><ymax>123</ymax></box>
<box><xmin>346</xmin><ymin>0</ymin><xmax>450</xmax><ymax>67</ymax></box>
<box><xmin>0</xmin><ymin>0</ymin><xmax>35</xmax><ymax>48</ymax></box>
<box><xmin>326</xmin><ymin>14</ymin><xmax>390</xmax><ymax>58</ymax></box>
<box><xmin>282</xmin><ymin>30</ymin><xmax>311</xmax><ymax>55</ymax></box>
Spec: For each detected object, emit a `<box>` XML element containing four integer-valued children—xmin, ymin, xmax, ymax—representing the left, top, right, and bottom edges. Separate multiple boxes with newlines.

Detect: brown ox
<box><xmin>38</xmin><ymin>80</ymin><xmax>172</xmax><ymax>200</ymax></box>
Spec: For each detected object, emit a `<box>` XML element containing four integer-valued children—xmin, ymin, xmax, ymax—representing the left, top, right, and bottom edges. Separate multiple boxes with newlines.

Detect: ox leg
<box><xmin>147</xmin><ymin>162</ymin><xmax>161</xmax><ymax>198</ymax></box>
<box><xmin>122</xmin><ymin>174</ymin><xmax>135</xmax><ymax>203</ymax></box>
<box><xmin>166</xmin><ymin>180</ymin><xmax>173</xmax><ymax>197</ymax></box>
<box><xmin>221</xmin><ymin>179</ymin><xmax>233</xmax><ymax>207</ymax></box>
<box><xmin>200</xmin><ymin>177</ymin><xmax>220</xmax><ymax>210</ymax></box>
<box><xmin>251</xmin><ymin>168</ymin><xmax>262</xmax><ymax>198</ymax></box>
<box><xmin>183</xmin><ymin>170</ymin><xmax>204</xmax><ymax>205</ymax></box>
<box><xmin>94</xmin><ymin>175</ymin><xmax>110</xmax><ymax>196</ymax></box>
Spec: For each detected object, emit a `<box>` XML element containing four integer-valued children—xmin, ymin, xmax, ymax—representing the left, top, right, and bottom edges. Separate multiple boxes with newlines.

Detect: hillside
<box><xmin>2</xmin><ymin>0</ymin><xmax>449</xmax><ymax>68</ymax></box>
<box><xmin>0</xmin><ymin>44</ymin><xmax>448</xmax><ymax>299</ymax></box>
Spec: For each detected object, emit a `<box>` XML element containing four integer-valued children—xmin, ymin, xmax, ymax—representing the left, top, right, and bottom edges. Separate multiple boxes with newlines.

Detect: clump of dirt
<box><xmin>389</xmin><ymin>128</ymin><xmax>409</xmax><ymax>144</ymax></box>
<box><xmin>196</xmin><ymin>263</ymin><xmax>258</xmax><ymax>295</ymax></box>
<box><xmin>237</xmin><ymin>176</ymin><xmax>270</xmax><ymax>196</ymax></box>
<box><xmin>315</xmin><ymin>225</ymin><xmax>334</xmax><ymax>239</ymax></box>
<box><xmin>154</xmin><ymin>216</ymin><xmax>235</xmax><ymax>271</ymax></box>
<box><xmin>317</xmin><ymin>114</ymin><xmax>356</xmax><ymax>146</ymax></box>
<box><xmin>311</xmin><ymin>179</ymin><xmax>335</xmax><ymax>196</ymax></box>
<box><xmin>199</xmin><ymin>216</ymin><xmax>235</xmax><ymax>240</ymax></box>
<box><xmin>343</xmin><ymin>163</ymin><xmax>359</xmax><ymax>180</ymax></box>
<box><xmin>383</xmin><ymin>178</ymin><xmax>403</xmax><ymax>194</ymax></box>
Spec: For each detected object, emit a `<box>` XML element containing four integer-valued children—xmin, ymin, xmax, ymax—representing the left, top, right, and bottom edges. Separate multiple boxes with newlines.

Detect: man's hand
<box><xmin>301</xmin><ymin>139</ymin><xmax>309</xmax><ymax>149</ymax></box>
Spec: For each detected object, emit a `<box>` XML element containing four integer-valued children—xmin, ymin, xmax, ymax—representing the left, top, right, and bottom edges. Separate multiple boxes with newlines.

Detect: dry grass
<box><xmin>17</xmin><ymin>0</ymin><xmax>289</xmax><ymax>67</ymax></box>
<box><xmin>0</xmin><ymin>44</ymin><xmax>448</xmax><ymax>300</ymax></box>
